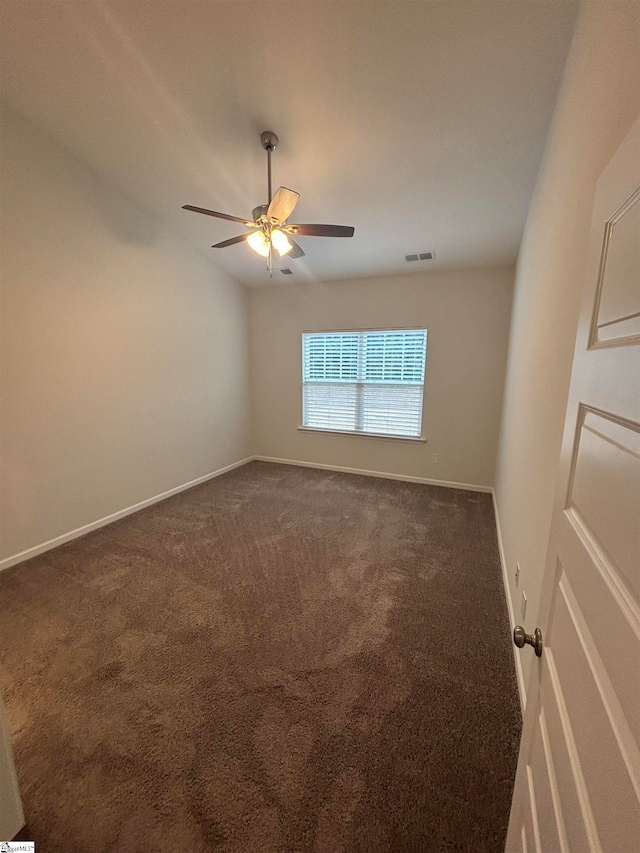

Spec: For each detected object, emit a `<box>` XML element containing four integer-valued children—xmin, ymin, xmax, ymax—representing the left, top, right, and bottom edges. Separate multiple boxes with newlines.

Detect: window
<box><xmin>302</xmin><ymin>328</ymin><xmax>427</xmax><ymax>439</ymax></box>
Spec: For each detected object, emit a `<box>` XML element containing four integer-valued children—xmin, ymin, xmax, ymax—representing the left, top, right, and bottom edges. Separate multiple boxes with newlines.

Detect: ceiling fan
<box><xmin>183</xmin><ymin>131</ymin><xmax>355</xmax><ymax>275</ymax></box>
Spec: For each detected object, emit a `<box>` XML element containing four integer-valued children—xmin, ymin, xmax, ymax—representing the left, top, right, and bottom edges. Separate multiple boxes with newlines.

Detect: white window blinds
<box><xmin>302</xmin><ymin>329</ymin><xmax>427</xmax><ymax>438</ymax></box>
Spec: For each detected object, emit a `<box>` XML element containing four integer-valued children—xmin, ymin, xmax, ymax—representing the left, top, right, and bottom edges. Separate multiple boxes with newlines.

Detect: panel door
<box><xmin>0</xmin><ymin>688</ymin><xmax>23</xmax><ymax>840</ymax></box>
<box><xmin>506</xmin><ymin>114</ymin><xmax>640</xmax><ymax>852</ymax></box>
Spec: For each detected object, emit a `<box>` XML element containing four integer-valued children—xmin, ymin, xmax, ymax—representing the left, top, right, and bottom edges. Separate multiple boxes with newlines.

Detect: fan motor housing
<box><xmin>252</xmin><ymin>204</ymin><xmax>268</xmax><ymax>222</ymax></box>
<box><xmin>260</xmin><ymin>131</ymin><xmax>278</xmax><ymax>151</ymax></box>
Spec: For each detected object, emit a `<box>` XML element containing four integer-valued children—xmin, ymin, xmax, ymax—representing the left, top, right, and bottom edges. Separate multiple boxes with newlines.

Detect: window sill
<box><xmin>298</xmin><ymin>426</ymin><xmax>427</xmax><ymax>443</ymax></box>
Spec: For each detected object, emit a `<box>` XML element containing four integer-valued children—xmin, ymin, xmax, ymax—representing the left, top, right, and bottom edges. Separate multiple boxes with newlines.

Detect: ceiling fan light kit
<box><xmin>247</xmin><ymin>230</ymin><xmax>270</xmax><ymax>257</ymax></box>
<box><xmin>183</xmin><ymin>131</ymin><xmax>354</xmax><ymax>276</ymax></box>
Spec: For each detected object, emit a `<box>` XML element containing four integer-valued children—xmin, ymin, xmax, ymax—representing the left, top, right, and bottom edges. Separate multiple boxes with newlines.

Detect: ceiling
<box><xmin>0</xmin><ymin>1</ymin><xmax>578</xmax><ymax>286</ymax></box>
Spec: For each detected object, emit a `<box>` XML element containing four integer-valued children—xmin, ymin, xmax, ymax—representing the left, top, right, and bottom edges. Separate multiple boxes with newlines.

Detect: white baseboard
<box><xmin>0</xmin><ymin>456</ymin><xmax>254</xmax><ymax>572</ymax></box>
<box><xmin>253</xmin><ymin>455</ymin><xmax>492</xmax><ymax>493</ymax></box>
<box><xmin>492</xmin><ymin>489</ymin><xmax>526</xmax><ymax>712</ymax></box>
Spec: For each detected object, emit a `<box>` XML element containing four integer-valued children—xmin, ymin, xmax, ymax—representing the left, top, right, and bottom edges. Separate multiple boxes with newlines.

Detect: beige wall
<box><xmin>0</xmin><ymin>104</ymin><xmax>250</xmax><ymax>562</ymax></box>
<box><xmin>495</xmin><ymin>0</ymin><xmax>640</xmax><ymax>690</ymax></box>
<box><xmin>249</xmin><ymin>268</ymin><xmax>513</xmax><ymax>489</ymax></box>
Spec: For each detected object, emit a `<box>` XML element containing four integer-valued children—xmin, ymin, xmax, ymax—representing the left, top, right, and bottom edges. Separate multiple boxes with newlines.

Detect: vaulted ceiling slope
<box><xmin>0</xmin><ymin>1</ymin><xmax>577</xmax><ymax>286</ymax></box>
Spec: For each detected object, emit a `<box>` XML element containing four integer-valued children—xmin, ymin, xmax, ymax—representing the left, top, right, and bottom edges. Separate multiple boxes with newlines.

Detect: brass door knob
<box><xmin>513</xmin><ymin>625</ymin><xmax>543</xmax><ymax>657</ymax></box>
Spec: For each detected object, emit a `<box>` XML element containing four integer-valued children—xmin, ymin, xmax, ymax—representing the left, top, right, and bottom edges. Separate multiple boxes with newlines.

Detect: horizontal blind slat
<box><xmin>361</xmin><ymin>384</ymin><xmax>424</xmax><ymax>436</ymax></box>
<box><xmin>303</xmin><ymin>383</ymin><xmax>358</xmax><ymax>431</ymax></box>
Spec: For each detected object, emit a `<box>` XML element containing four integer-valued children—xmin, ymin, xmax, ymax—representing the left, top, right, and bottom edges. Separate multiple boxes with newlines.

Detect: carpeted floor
<box><xmin>1</xmin><ymin>461</ymin><xmax>520</xmax><ymax>852</ymax></box>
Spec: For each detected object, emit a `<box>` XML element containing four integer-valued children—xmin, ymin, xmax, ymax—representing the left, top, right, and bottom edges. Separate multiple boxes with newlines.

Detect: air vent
<box><xmin>405</xmin><ymin>251</ymin><xmax>435</xmax><ymax>262</ymax></box>
<box><xmin>280</xmin><ymin>268</ymin><xmax>293</xmax><ymax>275</ymax></box>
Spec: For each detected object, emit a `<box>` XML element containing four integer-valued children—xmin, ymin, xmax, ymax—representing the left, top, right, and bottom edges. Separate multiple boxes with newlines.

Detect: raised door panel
<box><xmin>529</xmin><ymin>711</ymin><xmax>566</xmax><ymax>853</ymax></box>
<box><xmin>541</xmin><ymin>676</ymin><xmax>591</xmax><ymax>853</ymax></box>
<box><xmin>567</xmin><ymin>406</ymin><xmax>640</xmax><ymax>598</ymax></box>
<box><xmin>0</xmin><ymin>693</ymin><xmax>23</xmax><ymax>840</ymax></box>
<box><xmin>589</xmin><ymin>184</ymin><xmax>640</xmax><ymax>347</ymax></box>
<box><xmin>549</xmin><ymin>569</ymin><xmax>640</xmax><ymax>850</ymax></box>
<box><xmin>524</xmin><ymin>765</ymin><xmax>541</xmax><ymax>853</ymax></box>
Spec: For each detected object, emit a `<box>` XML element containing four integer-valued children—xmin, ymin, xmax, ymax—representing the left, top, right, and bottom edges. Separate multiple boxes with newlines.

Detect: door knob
<box><xmin>513</xmin><ymin>625</ymin><xmax>543</xmax><ymax>657</ymax></box>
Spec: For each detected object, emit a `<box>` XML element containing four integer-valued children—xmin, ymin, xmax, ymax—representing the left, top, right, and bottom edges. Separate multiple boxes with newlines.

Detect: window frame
<box><xmin>300</xmin><ymin>326</ymin><xmax>428</xmax><ymax>442</ymax></box>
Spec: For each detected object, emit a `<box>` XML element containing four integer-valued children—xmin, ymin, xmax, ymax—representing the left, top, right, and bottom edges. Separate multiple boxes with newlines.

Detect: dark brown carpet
<box><xmin>1</xmin><ymin>461</ymin><xmax>520</xmax><ymax>852</ymax></box>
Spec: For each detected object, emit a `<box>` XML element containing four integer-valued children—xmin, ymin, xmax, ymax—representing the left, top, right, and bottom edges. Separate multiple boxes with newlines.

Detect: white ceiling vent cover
<box><xmin>405</xmin><ymin>251</ymin><xmax>435</xmax><ymax>262</ymax></box>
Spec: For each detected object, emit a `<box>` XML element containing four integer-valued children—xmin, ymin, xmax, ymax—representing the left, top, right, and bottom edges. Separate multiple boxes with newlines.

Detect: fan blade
<box><xmin>183</xmin><ymin>205</ymin><xmax>253</xmax><ymax>226</ymax></box>
<box><xmin>212</xmin><ymin>233</ymin><xmax>250</xmax><ymax>249</ymax></box>
<box><xmin>287</xmin><ymin>238</ymin><xmax>305</xmax><ymax>259</ymax></box>
<box><xmin>267</xmin><ymin>187</ymin><xmax>299</xmax><ymax>224</ymax></box>
<box><xmin>287</xmin><ymin>224</ymin><xmax>354</xmax><ymax>238</ymax></box>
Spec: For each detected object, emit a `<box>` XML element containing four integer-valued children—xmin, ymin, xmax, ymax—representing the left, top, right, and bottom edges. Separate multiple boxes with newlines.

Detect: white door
<box><xmin>506</xmin><ymin>114</ymin><xmax>640</xmax><ymax>853</ymax></box>
<box><xmin>0</xmin><ymin>689</ymin><xmax>23</xmax><ymax>840</ymax></box>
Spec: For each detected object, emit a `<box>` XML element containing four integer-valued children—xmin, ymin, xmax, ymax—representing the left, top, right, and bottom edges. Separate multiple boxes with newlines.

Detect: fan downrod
<box><xmin>260</xmin><ymin>131</ymin><xmax>278</xmax><ymax>151</ymax></box>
